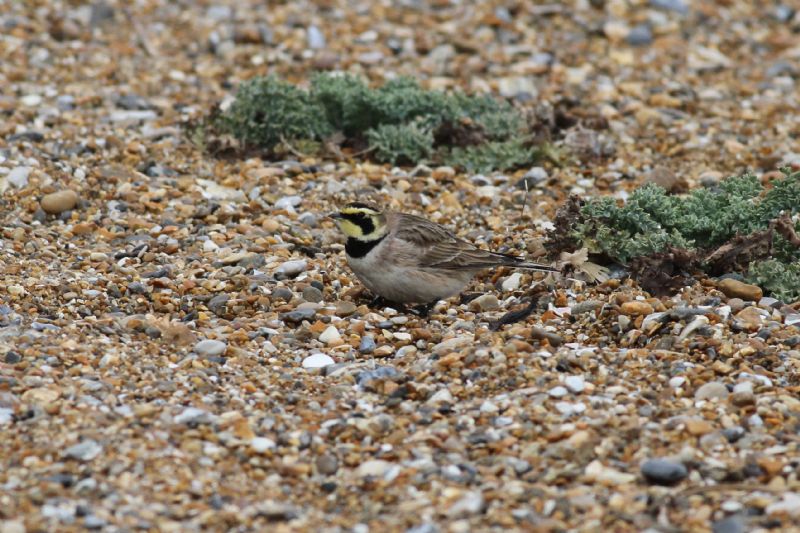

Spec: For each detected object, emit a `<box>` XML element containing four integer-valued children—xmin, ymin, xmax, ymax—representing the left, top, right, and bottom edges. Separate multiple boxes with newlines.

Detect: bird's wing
<box><xmin>391</xmin><ymin>213</ymin><xmax>521</xmax><ymax>270</ymax></box>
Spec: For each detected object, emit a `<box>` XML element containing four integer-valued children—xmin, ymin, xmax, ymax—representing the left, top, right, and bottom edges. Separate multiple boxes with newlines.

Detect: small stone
<box><xmin>281</xmin><ymin>308</ymin><xmax>316</xmax><ymax>323</ymax></box>
<box><xmin>620</xmin><ymin>301</ymin><xmax>654</xmax><ymax>316</ymax></box>
<box><xmin>207</xmin><ymin>294</ymin><xmax>229</xmax><ymax>315</ymax></box>
<box><xmin>40</xmin><ymin>189</ymin><xmax>79</xmax><ymax>214</ymax></box>
<box><xmin>669</xmin><ymin>376</ymin><xmax>686</xmax><ymax>389</ymax></box>
<box><xmin>302</xmin><ymin>286</ymin><xmax>324</xmax><ymax>303</ymax></box>
<box><xmin>685</xmin><ymin>418</ymin><xmax>713</xmax><ymax>436</ymax></box>
<box><xmin>251</xmin><ymin>437</ymin><xmax>276</xmax><ymax>453</ymax></box>
<box><xmin>469</xmin><ymin>294</ymin><xmax>499</xmax><ymax>312</ymax></box>
<box><xmin>565</xmin><ymin>376</ymin><xmax>585</xmax><ymax>394</ymax></box>
<box><xmin>627</xmin><ymin>24</ymin><xmax>653</xmax><ymax>46</ymax></box>
<box><xmin>765</xmin><ymin>493</ymin><xmax>800</xmax><ymax>517</ymax></box>
<box><xmin>174</xmin><ymin>407</ymin><xmax>215</xmax><ymax>425</ymax></box>
<box><xmin>356</xmin><ymin>459</ymin><xmax>394</xmax><ymax>478</ymax></box>
<box><xmin>571</xmin><ymin>300</ymin><xmax>602</xmax><ymax>315</ymax></box>
<box><xmin>302</xmin><ymin>353</ymin><xmax>334</xmax><ymax>369</ymax></box>
<box><xmin>64</xmin><ymin>440</ymin><xmax>103</xmax><ymax>462</ymax></box>
<box><xmin>7</xmin><ymin>167</ymin><xmax>31</xmax><ymax>188</ymax></box>
<box><xmin>718</xmin><ymin>279</ymin><xmax>763</xmax><ymax>301</ymax></box>
<box><xmin>712</xmin><ymin>515</ymin><xmax>746</xmax><ymax>533</ymax></box>
<box><xmin>335</xmin><ymin>301</ymin><xmax>357</xmax><ymax>317</ymax></box>
<box><xmin>447</xmin><ymin>491</ymin><xmax>484</xmax><ymax>518</ymax></box>
<box><xmin>501</xmin><ymin>273</ymin><xmax>522</xmax><ymax>292</ymax></box>
<box><xmin>272</xmin><ymin>287</ymin><xmax>294</xmax><ymax>302</ymax></box>
<box><xmin>731</xmin><ymin>381</ymin><xmax>755</xmax><ymax>406</ymax></box>
<box><xmin>722</xmin><ymin>426</ymin><xmax>746</xmax><ymax>443</ymax></box>
<box><xmin>427</xmin><ymin>388</ymin><xmax>454</xmax><ymax>405</ymax></box>
<box><xmin>194</xmin><ymin>339</ymin><xmax>227</xmax><ymax>357</ymax></box>
<box><xmin>359</xmin><ymin>335</ymin><xmax>376</xmax><ymax>353</ymax></box>
<box><xmin>0</xmin><ymin>521</ymin><xmax>26</xmax><ymax>533</ymax></box>
<box><xmin>307</xmin><ymin>25</ymin><xmax>326</xmax><ymax>49</ymax></box>
<box><xmin>275</xmin><ymin>260</ymin><xmax>307</xmax><ymax>278</ymax></box>
<box><xmin>650</xmin><ymin>0</ymin><xmax>689</xmax><ymax>14</ymax></box>
<box><xmin>641</xmin><ymin>458</ymin><xmax>688</xmax><ymax>485</ymax></box>
<box><xmin>530</xmin><ymin>327</ymin><xmax>564</xmax><ymax>346</ymax></box>
<box><xmin>549</xmin><ymin>386</ymin><xmax>568</xmax><ymax>398</ymax></box>
<box><xmin>517</xmin><ymin>167</ymin><xmax>548</xmax><ymax>188</ymax></box>
<box><xmin>316</xmin><ymin>454</ymin><xmax>339</xmax><ymax>475</ymax></box>
<box><xmin>318</xmin><ymin>326</ymin><xmax>342</xmax><ymax>345</ymax></box>
<box><xmin>585</xmin><ymin>460</ymin><xmax>636</xmax><ymax>486</ymax></box>
<box><xmin>274</xmin><ymin>195</ymin><xmax>302</xmax><ymax>210</ymax></box>
<box><xmin>735</xmin><ymin>307</ymin><xmax>764</xmax><ymax>331</ymax></box>
<box><xmin>694</xmin><ymin>381</ymin><xmax>729</xmax><ymax>401</ymax></box>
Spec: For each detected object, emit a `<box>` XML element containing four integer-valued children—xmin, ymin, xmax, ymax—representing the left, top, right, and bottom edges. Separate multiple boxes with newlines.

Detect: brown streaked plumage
<box><xmin>330</xmin><ymin>203</ymin><xmax>558</xmax><ymax>305</ymax></box>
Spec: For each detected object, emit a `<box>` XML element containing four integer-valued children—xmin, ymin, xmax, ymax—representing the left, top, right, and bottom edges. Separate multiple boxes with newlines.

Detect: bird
<box><xmin>328</xmin><ymin>202</ymin><xmax>559</xmax><ymax>312</ymax></box>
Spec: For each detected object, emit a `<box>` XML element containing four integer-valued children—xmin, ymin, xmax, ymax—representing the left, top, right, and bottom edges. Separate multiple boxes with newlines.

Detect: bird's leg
<box><xmin>368</xmin><ymin>294</ymin><xmax>391</xmax><ymax>308</ymax></box>
<box><xmin>410</xmin><ymin>301</ymin><xmax>436</xmax><ymax>318</ymax></box>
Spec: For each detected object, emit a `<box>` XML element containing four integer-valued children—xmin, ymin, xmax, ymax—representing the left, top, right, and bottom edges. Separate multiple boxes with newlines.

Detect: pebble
<box><xmin>318</xmin><ymin>325</ymin><xmax>342</xmax><ymax>345</ymax></box>
<box><xmin>275</xmin><ymin>260</ymin><xmax>307</xmax><ymax>278</ymax></box>
<box><xmin>549</xmin><ymin>386</ymin><xmax>568</xmax><ymax>398</ymax></box>
<box><xmin>62</xmin><ymin>439</ymin><xmax>103</xmax><ymax>461</ymax></box>
<box><xmin>565</xmin><ymin>376</ymin><xmax>585</xmax><ymax>394</ymax></box>
<box><xmin>517</xmin><ymin>167</ymin><xmax>548</xmax><ymax>188</ymax></box>
<box><xmin>718</xmin><ymin>279</ymin><xmax>763</xmax><ymax>301</ymax></box>
<box><xmin>731</xmin><ymin>381</ymin><xmax>755</xmax><ymax>406</ymax></box>
<box><xmin>620</xmin><ymin>301</ymin><xmax>654</xmax><ymax>316</ymax></box>
<box><xmin>335</xmin><ymin>301</ymin><xmax>357</xmax><ymax>316</ymax></box>
<box><xmin>274</xmin><ymin>195</ymin><xmax>302</xmax><ymax>210</ymax></box>
<box><xmin>307</xmin><ymin>25</ymin><xmax>326</xmax><ymax>49</ymax></box>
<box><xmin>302</xmin><ymin>353</ymin><xmax>334</xmax><ymax>369</ymax></box>
<box><xmin>250</xmin><ymin>437</ymin><xmax>276</xmax><ymax>453</ymax></box>
<box><xmin>302</xmin><ymin>286</ymin><xmax>323</xmax><ymax>303</ymax></box>
<box><xmin>468</xmin><ymin>294</ymin><xmax>499</xmax><ymax>312</ymax></box>
<box><xmin>585</xmin><ymin>460</ymin><xmax>636</xmax><ymax>486</ymax></box>
<box><xmin>40</xmin><ymin>189</ymin><xmax>79</xmax><ymax>214</ymax></box>
<box><xmin>316</xmin><ymin>454</ymin><xmax>339</xmax><ymax>475</ymax></box>
<box><xmin>359</xmin><ymin>335</ymin><xmax>376</xmax><ymax>353</ymax></box>
<box><xmin>447</xmin><ymin>491</ymin><xmax>484</xmax><ymax>518</ymax></box>
<box><xmin>194</xmin><ymin>339</ymin><xmax>227</xmax><ymax>357</ymax></box>
<box><xmin>7</xmin><ymin>167</ymin><xmax>31</xmax><ymax>188</ymax></box>
<box><xmin>356</xmin><ymin>459</ymin><xmax>394</xmax><ymax>479</ymax></box>
<box><xmin>174</xmin><ymin>407</ymin><xmax>215</xmax><ymax>425</ymax></box>
<box><xmin>641</xmin><ymin>459</ymin><xmax>688</xmax><ymax>485</ymax></box>
<box><xmin>694</xmin><ymin>381</ymin><xmax>729</xmax><ymax>401</ymax></box>
<box><xmin>501</xmin><ymin>272</ymin><xmax>523</xmax><ymax>292</ymax></box>
<box><xmin>712</xmin><ymin>516</ymin><xmax>746</xmax><ymax>533</ymax></box>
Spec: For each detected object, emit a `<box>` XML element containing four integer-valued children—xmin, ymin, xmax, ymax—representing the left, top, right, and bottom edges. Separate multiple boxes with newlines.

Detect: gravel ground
<box><xmin>2</xmin><ymin>1</ymin><xmax>800</xmax><ymax>532</ymax></box>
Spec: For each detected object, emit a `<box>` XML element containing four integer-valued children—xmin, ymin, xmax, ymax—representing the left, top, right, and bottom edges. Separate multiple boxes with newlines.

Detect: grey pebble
<box><xmin>641</xmin><ymin>458</ymin><xmax>688</xmax><ymax>485</ymax></box>
<box><xmin>358</xmin><ymin>336</ymin><xmax>377</xmax><ymax>354</ymax></box>
<box><xmin>64</xmin><ymin>439</ymin><xmax>103</xmax><ymax>462</ymax></box>
<box><xmin>302</xmin><ymin>286</ymin><xmax>324</xmax><ymax>303</ymax></box>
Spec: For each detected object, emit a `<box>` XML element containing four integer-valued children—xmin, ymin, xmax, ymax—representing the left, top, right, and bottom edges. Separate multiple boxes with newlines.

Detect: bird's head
<box><xmin>329</xmin><ymin>202</ymin><xmax>388</xmax><ymax>241</ymax></box>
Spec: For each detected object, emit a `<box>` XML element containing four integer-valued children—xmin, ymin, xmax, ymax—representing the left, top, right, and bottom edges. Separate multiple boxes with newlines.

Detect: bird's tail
<box><xmin>492</xmin><ymin>252</ymin><xmax>560</xmax><ymax>272</ymax></box>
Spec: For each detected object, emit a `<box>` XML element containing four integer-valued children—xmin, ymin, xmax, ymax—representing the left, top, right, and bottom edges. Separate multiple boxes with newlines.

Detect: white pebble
<box><xmin>549</xmin><ymin>386</ymin><xmax>568</xmax><ymax>398</ymax></box>
<box><xmin>502</xmin><ymin>272</ymin><xmax>523</xmax><ymax>292</ymax></box>
<box><xmin>251</xmin><ymin>437</ymin><xmax>276</xmax><ymax>453</ymax></box>
<box><xmin>565</xmin><ymin>376</ymin><xmax>585</xmax><ymax>394</ymax></box>
<box><xmin>302</xmin><ymin>353</ymin><xmax>334</xmax><ymax>369</ymax></box>
<box><xmin>318</xmin><ymin>326</ymin><xmax>341</xmax><ymax>345</ymax></box>
<box><xmin>194</xmin><ymin>339</ymin><xmax>227</xmax><ymax>357</ymax></box>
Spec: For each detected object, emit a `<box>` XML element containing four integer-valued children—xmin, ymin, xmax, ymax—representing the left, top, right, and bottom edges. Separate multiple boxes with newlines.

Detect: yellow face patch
<box><xmin>341</xmin><ymin>205</ymin><xmax>380</xmax><ymax>216</ymax></box>
<box><xmin>336</xmin><ymin>218</ymin><xmax>367</xmax><ymax>238</ymax></box>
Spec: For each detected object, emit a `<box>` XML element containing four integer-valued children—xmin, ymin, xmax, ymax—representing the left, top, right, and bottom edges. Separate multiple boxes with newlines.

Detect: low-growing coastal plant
<box><xmin>554</xmin><ymin>169</ymin><xmax>800</xmax><ymax>301</ymax></box>
<box><xmin>213</xmin><ymin>73</ymin><xmax>540</xmax><ymax>172</ymax></box>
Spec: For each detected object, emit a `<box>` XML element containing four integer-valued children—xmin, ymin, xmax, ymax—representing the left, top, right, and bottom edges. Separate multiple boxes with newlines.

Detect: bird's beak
<box><xmin>327</xmin><ymin>212</ymin><xmax>342</xmax><ymax>220</ymax></box>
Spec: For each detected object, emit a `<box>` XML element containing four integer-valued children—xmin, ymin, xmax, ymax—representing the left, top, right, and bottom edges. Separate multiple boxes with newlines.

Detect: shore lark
<box><xmin>329</xmin><ymin>202</ymin><xmax>558</xmax><ymax>309</ymax></box>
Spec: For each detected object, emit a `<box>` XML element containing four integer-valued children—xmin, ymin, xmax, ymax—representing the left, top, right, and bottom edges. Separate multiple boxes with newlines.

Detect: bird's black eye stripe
<box><xmin>346</xmin><ymin>202</ymin><xmax>375</xmax><ymax>210</ymax></box>
<box><xmin>341</xmin><ymin>212</ymin><xmax>375</xmax><ymax>235</ymax></box>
